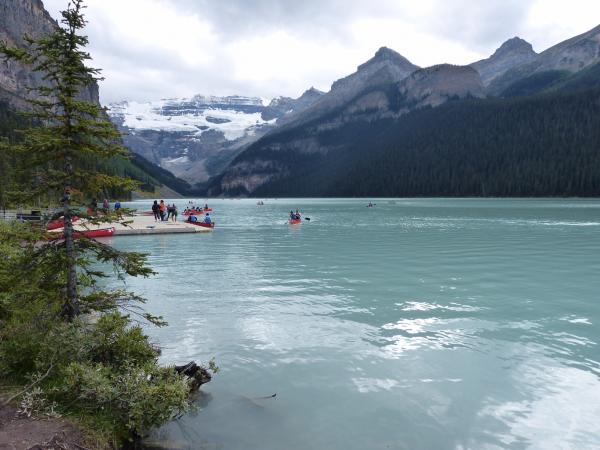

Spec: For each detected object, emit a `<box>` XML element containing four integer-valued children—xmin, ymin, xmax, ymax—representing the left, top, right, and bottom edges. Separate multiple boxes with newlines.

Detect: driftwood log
<box><xmin>175</xmin><ymin>361</ymin><xmax>212</xmax><ymax>391</ymax></box>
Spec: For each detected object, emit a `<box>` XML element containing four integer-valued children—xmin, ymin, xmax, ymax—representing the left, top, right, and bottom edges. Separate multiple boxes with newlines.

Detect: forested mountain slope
<box><xmin>208</xmin><ymin>85</ymin><xmax>600</xmax><ymax>197</ymax></box>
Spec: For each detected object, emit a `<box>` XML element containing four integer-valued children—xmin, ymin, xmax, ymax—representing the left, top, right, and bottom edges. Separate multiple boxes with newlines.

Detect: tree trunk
<box><xmin>61</xmin><ymin>160</ymin><xmax>79</xmax><ymax>321</ymax></box>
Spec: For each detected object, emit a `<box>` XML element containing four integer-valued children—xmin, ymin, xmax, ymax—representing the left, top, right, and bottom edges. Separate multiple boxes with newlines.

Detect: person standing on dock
<box><xmin>152</xmin><ymin>200</ymin><xmax>160</xmax><ymax>222</ymax></box>
<box><xmin>159</xmin><ymin>200</ymin><xmax>167</xmax><ymax>221</ymax></box>
<box><xmin>88</xmin><ymin>198</ymin><xmax>98</xmax><ymax>215</ymax></box>
<box><xmin>171</xmin><ymin>204</ymin><xmax>178</xmax><ymax>222</ymax></box>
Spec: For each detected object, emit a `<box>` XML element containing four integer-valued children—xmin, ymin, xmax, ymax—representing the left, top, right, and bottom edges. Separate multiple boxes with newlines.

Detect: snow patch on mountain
<box><xmin>106</xmin><ymin>90</ymin><xmax>324</xmax><ymax>184</ymax></box>
<box><xmin>162</xmin><ymin>155</ymin><xmax>189</xmax><ymax>164</ymax></box>
<box><xmin>109</xmin><ymin>98</ymin><xmax>275</xmax><ymax>141</ymax></box>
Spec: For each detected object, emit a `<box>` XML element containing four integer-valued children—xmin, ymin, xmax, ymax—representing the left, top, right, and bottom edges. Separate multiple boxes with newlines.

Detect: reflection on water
<box><xmin>111</xmin><ymin>198</ymin><xmax>600</xmax><ymax>450</ymax></box>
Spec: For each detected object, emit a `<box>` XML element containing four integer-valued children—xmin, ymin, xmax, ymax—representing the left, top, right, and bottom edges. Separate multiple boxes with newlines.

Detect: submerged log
<box><xmin>175</xmin><ymin>361</ymin><xmax>212</xmax><ymax>391</ymax></box>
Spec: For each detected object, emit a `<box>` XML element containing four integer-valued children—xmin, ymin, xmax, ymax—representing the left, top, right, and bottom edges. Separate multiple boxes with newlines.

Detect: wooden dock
<box><xmin>58</xmin><ymin>214</ymin><xmax>213</xmax><ymax>236</ymax></box>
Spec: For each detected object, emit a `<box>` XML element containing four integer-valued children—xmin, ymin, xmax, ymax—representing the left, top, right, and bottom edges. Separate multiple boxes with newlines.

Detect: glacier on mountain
<box><xmin>109</xmin><ymin>97</ymin><xmax>275</xmax><ymax>141</ymax></box>
<box><xmin>106</xmin><ymin>90</ymin><xmax>324</xmax><ymax>185</ymax></box>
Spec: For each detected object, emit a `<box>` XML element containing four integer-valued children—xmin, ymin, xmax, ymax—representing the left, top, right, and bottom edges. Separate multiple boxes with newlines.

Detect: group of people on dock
<box><xmin>152</xmin><ymin>200</ymin><xmax>178</xmax><ymax>222</ymax></box>
<box><xmin>88</xmin><ymin>198</ymin><xmax>121</xmax><ymax>214</ymax></box>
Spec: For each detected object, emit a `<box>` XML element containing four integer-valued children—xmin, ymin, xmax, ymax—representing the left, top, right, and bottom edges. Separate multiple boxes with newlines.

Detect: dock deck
<box><xmin>61</xmin><ymin>214</ymin><xmax>213</xmax><ymax>236</ymax></box>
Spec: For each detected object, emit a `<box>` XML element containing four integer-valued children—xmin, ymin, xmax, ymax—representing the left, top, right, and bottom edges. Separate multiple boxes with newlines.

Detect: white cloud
<box><xmin>41</xmin><ymin>0</ymin><xmax>600</xmax><ymax>104</ymax></box>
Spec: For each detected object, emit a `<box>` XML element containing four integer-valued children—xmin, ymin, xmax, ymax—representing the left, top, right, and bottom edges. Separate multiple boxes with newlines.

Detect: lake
<box><xmin>113</xmin><ymin>198</ymin><xmax>600</xmax><ymax>450</ymax></box>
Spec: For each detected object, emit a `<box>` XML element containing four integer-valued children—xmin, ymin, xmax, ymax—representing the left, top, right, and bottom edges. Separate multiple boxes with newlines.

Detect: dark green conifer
<box><xmin>1</xmin><ymin>0</ymin><xmax>148</xmax><ymax>321</ymax></box>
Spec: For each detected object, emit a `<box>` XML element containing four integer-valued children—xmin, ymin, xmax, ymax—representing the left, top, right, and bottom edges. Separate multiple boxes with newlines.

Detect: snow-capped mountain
<box><xmin>108</xmin><ymin>90</ymin><xmax>323</xmax><ymax>184</ymax></box>
<box><xmin>111</xmin><ymin>96</ymin><xmax>270</xmax><ymax>139</ymax></box>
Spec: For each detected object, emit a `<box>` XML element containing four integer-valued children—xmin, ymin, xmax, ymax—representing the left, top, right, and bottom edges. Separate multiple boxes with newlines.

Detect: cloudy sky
<box><xmin>43</xmin><ymin>0</ymin><xmax>600</xmax><ymax>105</ymax></box>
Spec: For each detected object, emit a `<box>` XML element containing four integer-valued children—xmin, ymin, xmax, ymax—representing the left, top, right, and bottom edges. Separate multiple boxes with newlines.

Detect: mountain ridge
<box><xmin>488</xmin><ymin>24</ymin><xmax>600</xmax><ymax>94</ymax></box>
<box><xmin>275</xmin><ymin>47</ymin><xmax>420</xmax><ymax>130</ymax></box>
<box><xmin>207</xmin><ymin>24</ymin><xmax>600</xmax><ymax>197</ymax></box>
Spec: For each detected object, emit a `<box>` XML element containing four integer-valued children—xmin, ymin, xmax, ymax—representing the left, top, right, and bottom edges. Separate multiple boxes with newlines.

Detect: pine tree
<box><xmin>0</xmin><ymin>0</ymin><xmax>148</xmax><ymax>321</ymax></box>
<box><xmin>0</xmin><ymin>3</ymin><xmax>218</xmax><ymax>441</ymax></box>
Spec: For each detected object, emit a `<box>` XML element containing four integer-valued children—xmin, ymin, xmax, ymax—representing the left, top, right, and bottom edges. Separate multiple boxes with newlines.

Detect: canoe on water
<box><xmin>188</xmin><ymin>221</ymin><xmax>215</xmax><ymax>229</ymax></box>
<box><xmin>289</xmin><ymin>218</ymin><xmax>302</xmax><ymax>225</ymax></box>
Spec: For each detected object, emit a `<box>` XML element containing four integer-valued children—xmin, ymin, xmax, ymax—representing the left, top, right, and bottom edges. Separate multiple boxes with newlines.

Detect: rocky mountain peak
<box><xmin>342</xmin><ymin>64</ymin><xmax>485</xmax><ymax>121</ymax></box>
<box><xmin>357</xmin><ymin>46</ymin><xmax>417</xmax><ymax>72</ymax></box>
<box><xmin>331</xmin><ymin>47</ymin><xmax>419</xmax><ymax>94</ymax></box>
<box><xmin>275</xmin><ymin>48</ymin><xmax>419</xmax><ymax>130</ymax></box>
<box><xmin>495</xmin><ymin>37</ymin><xmax>535</xmax><ymax>56</ymax></box>
<box><xmin>303</xmin><ymin>86</ymin><xmax>323</xmax><ymax>95</ymax></box>
<box><xmin>471</xmin><ymin>37</ymin><xmax>537</xmax><ymax>86</ymax></box>
<box><xmin>487</xmin><ymin>23</ymin><xmax>600</xmax><ymax>94</ymax></box>
<box><xmin>298</xmin><ymin>87</ymin><xmax>324</xmax><ymax>100</ymax></box>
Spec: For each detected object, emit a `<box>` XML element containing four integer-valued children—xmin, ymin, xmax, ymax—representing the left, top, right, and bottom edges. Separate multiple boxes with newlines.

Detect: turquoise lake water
<box><xmin>112</xmin><ymin>198</ymin><xmax>600</xmax><ymax>450</ymax></box>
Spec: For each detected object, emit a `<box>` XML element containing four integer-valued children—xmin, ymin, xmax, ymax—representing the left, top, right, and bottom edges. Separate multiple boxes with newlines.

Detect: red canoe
<box><xmin>49</xmin><ymin>227</ymin><xmax>115</xmax><ymax>239</ymax></box>
<box><xmin>188</xmin><ymin>221</ymin><xmax>215</xmax><ymax>229</ymax></box>
<box><xmin>289</xmin><ymin>218</ymin><xmax>302</xmax><ymax>225</ymax></box>
<box><xmin>76</xmin><ymin>228</ymin><xmax>115</xmax><ymax>238</ymax></box>
<box><xmin>183</xmin><ymin>211</ymin><xmax>205</xmax><ymax>216</ymax></box>
<box><xmin>47</xmin><ymin>216</ymin><xmax>79</xmax><ymax>230</ymax></box>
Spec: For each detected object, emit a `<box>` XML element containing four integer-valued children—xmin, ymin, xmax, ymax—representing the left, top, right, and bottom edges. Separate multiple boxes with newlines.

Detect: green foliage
<box><xmin>0</xmin><ymin>307</ymin><xmax>191</xmax><ymax>440</ymax></box>
<box><xmin>0</xmin><ymin>222</ymin><xmax>202</xmax><ymax>441</ymax></box>
<box><xmin>0</xmin><ymin>0</ymin><xmax>149</xmax><ymax>319</ymax></box>
<box><xmin>62</xmin><ymin>359</ymin><xmax>189</xmax><ymax>436</ymax></box>
<box><xmin>0</xmin><ymin>221</ymin><xmax>196</xmax><ymax>438</ymax></box>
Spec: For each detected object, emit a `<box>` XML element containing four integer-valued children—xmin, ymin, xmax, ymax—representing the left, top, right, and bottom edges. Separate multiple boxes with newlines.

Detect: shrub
<box><xmin>0</xmin><ymin>310</ymin><xmax>192</xmax><ymax>441</ymax></box>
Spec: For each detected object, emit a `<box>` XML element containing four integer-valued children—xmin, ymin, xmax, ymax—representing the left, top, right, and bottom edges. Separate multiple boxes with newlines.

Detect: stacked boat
<box><xmin>46</xmin><ymin>216</ymin><xmax>115</xmax><ymax>239</ymax></box>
